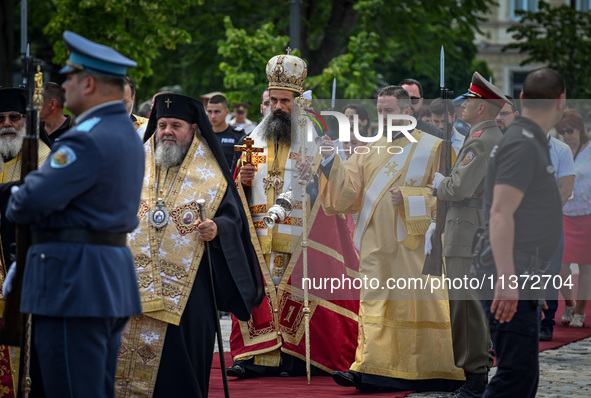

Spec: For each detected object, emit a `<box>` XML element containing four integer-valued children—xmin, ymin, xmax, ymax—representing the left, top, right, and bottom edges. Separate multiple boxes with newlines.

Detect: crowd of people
<box><xmin>0</xmin><ymin>30</ymin><xmax>588</xmax><ymax>398</ymax></box>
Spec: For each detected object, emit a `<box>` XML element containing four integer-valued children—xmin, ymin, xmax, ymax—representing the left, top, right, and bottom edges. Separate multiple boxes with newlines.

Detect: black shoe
<box><xmin>438</xmin><ymin>372</ymin><xmax>487</xmax><ymax>398</ymax></box>
<box><xmin>332</xmin><ymin>370</ymin><xmax>360</xmax><ymax>388</ymax></box>
<box><xmin>226</xmin><ymin>364</ymin><xmax>246</xmax><ymax>379</ymax></box>
<box><xmin>540</xmin><ymin>325</ymin><xmax>553</xmax><ymax>341</ymax></box>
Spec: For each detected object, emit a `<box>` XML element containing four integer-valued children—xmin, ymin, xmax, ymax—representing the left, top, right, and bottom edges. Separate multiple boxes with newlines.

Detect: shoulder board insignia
<box><xmin>461</xmin><ymin>151</ymin><xmax>475</xmax><ymax>165</ymax></box>
<box><xmin>522</xmin><ymin>130</ymin><xmax>534</xmax><ymax>139</ymax></box>
<box><xmin>472</xmin><ymin>129</ymin><xmax>484</xmax><ymax>138</ymax></box>
<box><xmin>76</xmin><ymin>117</ymin><xmax>102</xmax><ymax>133</ymax></box>
<box><xmin>50</xmin><ymin>145</ymin><xmax>77</xmax><ymax>168</ymax></box>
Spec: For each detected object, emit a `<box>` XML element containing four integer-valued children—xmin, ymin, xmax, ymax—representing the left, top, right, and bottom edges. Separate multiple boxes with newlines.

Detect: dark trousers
<box><xmin>481</xmin><ymin>300</ymin><xmax>540</xmax><ymax>398</ymax></box>
<box><xmin>542</xmin><ymin>233</ymin><xmax>565</xmax><ymax>327</ymax></box>
<box><xmin>33</xmin><ymin>315</ymin><xmax>128</xmax><ymax>398</ymax></box>
<box><xmin>446</xmin><ymin>257</ymin><xmax>494</xmax><ymax>374</ymax></box>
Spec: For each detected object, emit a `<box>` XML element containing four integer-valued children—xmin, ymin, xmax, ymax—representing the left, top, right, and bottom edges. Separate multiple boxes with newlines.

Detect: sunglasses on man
<box><xmin>0</xmin><ymin>113</ymin><xmax>25</xmax><ymax>124</ymax></box>
<box><xmin>409</xmin><ymin>97</ymin><xmax>421</xmax><ymax>105</ymax></box>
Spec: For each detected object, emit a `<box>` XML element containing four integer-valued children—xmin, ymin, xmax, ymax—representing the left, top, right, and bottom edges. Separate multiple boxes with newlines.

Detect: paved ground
<box><xmin>408</xmin><ymin>337</ymin><xmax>591</xmax><ymax>397</ymax></box>
<box><xmin>216</xmin><ymin>315</ymin><xmax>591</xmax><ymax>397</ymax></box>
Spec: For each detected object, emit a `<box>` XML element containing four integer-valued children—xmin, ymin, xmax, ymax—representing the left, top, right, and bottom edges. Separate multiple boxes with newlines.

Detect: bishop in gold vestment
<box><xmin>228</xmin><ymin>53</ymin><xmax>359</xmax><ymax>377</ymax></box>
<box><xmin>115</xmin><ymin>94</ymin><xmax>262</xmax><ymax>398</ymax></box>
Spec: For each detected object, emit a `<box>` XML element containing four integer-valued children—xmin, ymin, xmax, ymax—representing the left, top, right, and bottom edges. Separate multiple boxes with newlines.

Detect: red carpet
<box><xmin>209</xmin><ymin>295</ymin><xmax>591</xmax><ymax>397</ymax></box>
<box><xmin>208</xmin><ymin>354</ymin><xmax>412</xmax><ymax>397</ymax></box>
<box><xmin>539</xmin><ymin>293</ymin><xmax>591</xmax><ymax>351</ymax></box>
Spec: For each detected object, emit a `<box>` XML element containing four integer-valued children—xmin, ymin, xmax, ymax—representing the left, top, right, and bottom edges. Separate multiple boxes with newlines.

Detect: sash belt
<box><xmin>31</xmin><ymin>229</ymin><xmax>127</xmax><ymax>247</ymax></box>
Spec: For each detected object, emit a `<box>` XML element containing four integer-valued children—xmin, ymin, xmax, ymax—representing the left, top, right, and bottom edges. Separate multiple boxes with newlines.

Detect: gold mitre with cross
<box><xmin>266</xmin><ymin>49</ymin><xmax>307</xmax><ymax>94</ymax></box>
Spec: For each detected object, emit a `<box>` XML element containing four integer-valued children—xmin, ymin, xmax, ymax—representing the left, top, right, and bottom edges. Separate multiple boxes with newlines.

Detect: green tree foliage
<box><xmin>352</xmin><ymin>0</ymin><xmax>492</xmax><ymax>98</ymax></box>
<box><xmin>214</xmin><ymin>0</ymin><xmax>491</xmax><ymax>110</ymax></box>
<box><xmin>504</xmin><ymin>2</ymin><xmax>591</xmax><ymax>98</ymax></box>
<box><xmin>42</xmin><ymin>0</ymin><xmax>194</xmax><ymax>82</ymax></box>
<box><xmin>8</xmin><ymin>0</ymin><xmax>492</xmax><ymax>113</ymax></box>
<box><xmin>217</xmin><ymin>17</ymin><xmax>290</xmax><ymax>107</ymax></box>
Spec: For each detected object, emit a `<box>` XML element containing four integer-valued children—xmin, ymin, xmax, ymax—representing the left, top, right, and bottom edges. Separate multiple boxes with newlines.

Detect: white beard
<box><xmin>154</xmin><ymin>138</ymin><xmax>191</xmax><ymax>169</ymax></box>
<box><xmin>0</xmin><ymin>123</ymin><xmax>26</xmax><ymax>161</ymax></box>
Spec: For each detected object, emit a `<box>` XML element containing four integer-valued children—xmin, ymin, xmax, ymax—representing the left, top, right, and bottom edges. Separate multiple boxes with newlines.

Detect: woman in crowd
<box><xmin>558</xmin><ymin>109</ymin><xmax>591</xmax><ymax>327</ymax></box>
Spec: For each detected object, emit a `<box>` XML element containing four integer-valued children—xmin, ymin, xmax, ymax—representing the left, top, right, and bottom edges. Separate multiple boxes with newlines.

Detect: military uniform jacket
<box><xmin>437</xmin><ymin>119</ymin><xmax>503</xmax><ymax>258</ymax></box>
<box><xmin>6</xmin><ymin>102</ymin><xmax>145</xmax><ymax>317</ymax></box>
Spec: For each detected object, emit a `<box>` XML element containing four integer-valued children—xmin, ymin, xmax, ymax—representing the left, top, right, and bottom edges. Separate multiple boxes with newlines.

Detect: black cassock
<box><xmin>144</xmin><ymin>97</ymin><xmax>263</xmax><ymax>398</ymax></box>
<box><xmin>153</xmin><ymin>187</ymin><xmax>260</xmax><ymax>398</ymax></box>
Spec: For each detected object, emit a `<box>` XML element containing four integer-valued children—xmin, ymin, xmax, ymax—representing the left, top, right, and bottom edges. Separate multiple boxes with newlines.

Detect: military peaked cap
<box><xmin>465</xmin><ymin>72</ymin><xmax>511</xmax><ymax>108</ymax></box>
<box><xmin>59</xmin><ymin>31</ymin><xmax>137</xmax><ymax>78</ymax></box>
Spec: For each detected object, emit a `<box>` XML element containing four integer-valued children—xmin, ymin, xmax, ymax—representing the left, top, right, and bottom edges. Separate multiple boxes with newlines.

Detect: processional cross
<box><xmin>234</xmin><ymin>137</ymin><xmax>264</xmax><ymax>186</ymax></box>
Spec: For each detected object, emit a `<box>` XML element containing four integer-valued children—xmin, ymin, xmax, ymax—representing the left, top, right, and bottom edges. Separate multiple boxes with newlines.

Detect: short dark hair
<box><xmin>398</xmin><ymin>78</ymin><xmax>423</xmax><ymax>98</ymax></box>
<box><xmin>42</xmin><ymin>82</ymin><xmax>65</xmax><ymax>109</ymax></box>
<box><xmin>429</xmin><ymin>98</ymin><xmax>455</xmax><ymax>116</ymax></box>
<box><xmin>378</xmin><ymin>85</ymin><xmax>412</xmax><ymax>110</ymax></box>
<box><xmin>209</xmin><ymin>94</ymin><xmax>229</xmax><ymax>109</ymax></box>
<box><xmin>522</xmin><ymin>68</ymin><xmax>565</xmax><ymax>110</ymax></box>
<box><xmin>556</xmin><ymin>109</ymin><xmax>589</xmax><ymax>145</ymax></box>
<box><xmin>123</xmin><ymin>75</ymin><xmax>136</xmax><ymax>97</ymax></box>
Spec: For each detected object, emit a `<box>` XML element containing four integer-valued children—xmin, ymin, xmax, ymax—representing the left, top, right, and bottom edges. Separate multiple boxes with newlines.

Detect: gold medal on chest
<box><xmin>149</xmin><ymin>200</ymin><xmax>170</xmax><ymax>229</ymax></box>
<box><xmin>150</xmin><ymin>166</ymin><xmax>180</xmax><ymax>229</ymax></box>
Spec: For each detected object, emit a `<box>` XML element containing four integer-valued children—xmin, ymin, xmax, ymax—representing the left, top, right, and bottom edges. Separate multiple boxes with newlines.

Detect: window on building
<box><xmin>511</xmin><ymin>71</ymin><xmax>530</xmax><ymax>99</ymax></box>
<box><xmin>512</xmin><ymin>0</ymin><xmax>538</xmax><ymax>19</ymax></box>
<box><xmin>576</xmin><ymin>0</ymin><xmax>591</xmax><ymax>12</ymax></box>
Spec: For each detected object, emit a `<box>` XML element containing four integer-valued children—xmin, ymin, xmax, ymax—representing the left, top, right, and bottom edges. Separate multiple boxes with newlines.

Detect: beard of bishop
<box><xmin>0</xmin><ymin>123</ymin><xmax>27</xmax><ymax>161</ymax></box>
<box><xmin>261</xmin><ymin>109</ymin><xmax>292</xmax><ymax>146</ymax></box>
<box><xmin>154</xmin><ymin>133</ymin><xmax>193</xmax><ymax>169</ymax></box>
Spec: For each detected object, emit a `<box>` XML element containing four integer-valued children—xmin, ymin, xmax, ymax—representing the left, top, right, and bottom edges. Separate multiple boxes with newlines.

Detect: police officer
<box><xmin>431</xmin><ymin>72</ymin><xmax>510</xmax><ymax>398</ymax></box>
<box><xmin>481</xmin><ymin>68</ymin><xmax>564</xmax><ymax>398</ymax></box>
<box><xmin>6</xmin><ymin>31</ymin><xmax>144</xmax><ymax>397</ymax></box>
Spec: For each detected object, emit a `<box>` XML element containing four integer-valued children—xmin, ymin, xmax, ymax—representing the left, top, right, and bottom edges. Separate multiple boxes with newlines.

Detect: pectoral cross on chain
<box><xmin>234</xmin><ymin>137</ymin><xmax>264</xmax><ymax>166</ymax></box>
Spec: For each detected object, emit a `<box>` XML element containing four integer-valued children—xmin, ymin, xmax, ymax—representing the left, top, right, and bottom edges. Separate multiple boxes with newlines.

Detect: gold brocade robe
<box><xmin>0</xmin><ymin>141</ymin><xmax>52</xmax><ymax>184</ymax></box>
<box><xmin>319</xmin><ymin>131</ymin><xmax>464</xmax><ymax>382</ymax></box>
<box><xmin>132</xmin><ymin>114</ymin><xmax>148</xmax><ymax>131</ymax></box>
<box><xmin>231</xmin><ymin>114</ymin><xmax>360</xmax><ymax>373</ymax></box>
<box><xmin>116</xmin><ymin>134</ymin><xmax>226</xmax><ymax>397</ymax></box>
<box><xmin>233</xmin><ymin>122</ymin><xmax>320</xmax><ymax>366</ymax></box>
<box><xmin>0</xmin><ymin>142</ymin><xmax>51</xmax><ymax>397</ymax></box>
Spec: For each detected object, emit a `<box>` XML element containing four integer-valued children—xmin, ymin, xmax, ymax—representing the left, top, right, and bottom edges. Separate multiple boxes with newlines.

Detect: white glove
<box><xmin>10</xmin><ymin>185</ymin><xmax>20</xmax><ymax>194</ymax></box>
<box><xmin>424</xmin><ymin>222</ymin><xmax>436</xmax><ymax>255</ymax></box>
<box><xmin>2</xmin><ymin>262</ymin><xmax>16</xmax><ymax>297</ymax></box>
<box><xmin>432</xmin><ymin>172</ymin><xmax>445</xmax><ymax>190</ymax></box>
